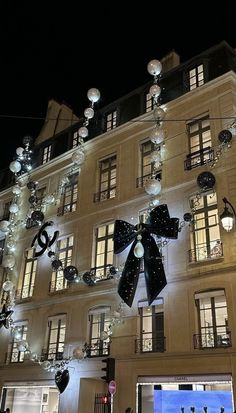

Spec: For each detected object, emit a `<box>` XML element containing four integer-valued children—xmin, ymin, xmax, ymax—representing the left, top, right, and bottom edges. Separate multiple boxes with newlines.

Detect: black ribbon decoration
<box><xmin>31</xmin><ymin>221</ymin><xmax>59</xmax><ymax>257</ymax></box>
<box><xmin>113</xmin><ymin>204</ymin><xmax>179</xmax><ymax>307</ymax></box>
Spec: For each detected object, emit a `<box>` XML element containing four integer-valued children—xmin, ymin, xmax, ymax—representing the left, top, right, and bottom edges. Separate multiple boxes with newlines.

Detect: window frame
<box><xmin>18</xmin><ymin>248</ymin><xmax>37</xmax><ymax>300</ymax></box>
<box><xmin>45</xmin><ymin>314</ymin><xmax>66</xmax><ymax>361</ymax></box>
<box><xmin>106</xmin><ymin>110</ymin><xmax>117</xmax><ymax>131</ymax></box>
<box><xmin>50</xmin><ymin>235</ymin><xmax>74</xmax><ymax>292</ymax></box>
<box><xmin>88</xmin><ymin>306</ymin><xmax>111</xmax><ymax>357</ymax></box>
<box><xmin>9</xmin><ymin>321</ymin><xmax>28</xmax><ymax>363</ymax></box>
<box><xmin>138</xmin><ymin>299</ymin><xmax>164</xmax><ymax>353</ymax></box>
<box><xmin>42</xmin><ymin>144</ymin><xmax>52</xmax><ymax>164</ymax></box>
<box><xmin>94</xmin><ymin>223</ymin><xmax>114</xmax><ymax>280</ymax></box>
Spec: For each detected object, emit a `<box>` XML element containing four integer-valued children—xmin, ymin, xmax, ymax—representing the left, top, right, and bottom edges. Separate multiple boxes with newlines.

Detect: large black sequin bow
<box><xmin>113</xmin><ymin>204</ymin><xmax>179</xmax><ymax>307</ymax></box>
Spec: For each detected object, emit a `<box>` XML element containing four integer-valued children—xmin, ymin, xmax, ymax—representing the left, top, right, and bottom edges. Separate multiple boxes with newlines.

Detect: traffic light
<box><xmin>101</xmin><ymin>357</ymin><xmax>115</xmax><ymax>383</ymax></box>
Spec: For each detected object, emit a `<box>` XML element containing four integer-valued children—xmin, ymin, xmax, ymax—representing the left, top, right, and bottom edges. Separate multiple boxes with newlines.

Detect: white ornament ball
<box><xmin>71</xmin><ymin>150</ymin><xmax>85</xmax><ymax>165</ymax></box>
<box><xmin>100</xmin><ymin>331</ymin><xmax>109</xmax><ymax>340</ymax></box>
<box><xmin>17</xmin><ymin>340</ymin><xmax>28</xmax><ymax>352</ymax></box>
<box><xmin>2</xmin><ymin>254</ymin><xmax>16</xmax><ymax>268</ymax></box>
<box><xmin>73</xmin><ymin>347</ymin><xmax>85</xmax><ymax>360</ymax></box>
<box><xmin>147</xmin><ymin>59</ymin><xmax>162</xmax><ymax>76</ymax></box>
<box><xmin>44</xmin><ymin>194</ymin><xmax>55</xmax><ymax>205</ymax></box>
<box><xmin>150</xmin><ymin>126</ymin><xmax>165</xmax><ymax>144</ymax></box>
<box><xmin>150</xmin><ymin>151</ymin><xmax>161</xmax><ymax>164</ymax></box>
<box><xmin>154</xmin><ymin>106</ymin><xmax>166</xmax><ymax>121</ymax></box>
<box><xmin>16</xmin><ymin>147</ymin><xmax>24</xmax><ymax>156</ymax></box>
<box><xmin>144</xmin><ymin>179</ymin><xmax>162</xmax><ymax>196</ymax></box>
<box><xmin>12</xmin><ymin>185</ymin><xmax>22</xmax><ymax>195</ymax></box>
<box><xmin>9</xmin><ymin>203</ymin><xmax>19</xmax><ymax>214</ymax></box>
<box><xmin>6</xmin><ymin>239</ymin><xmax>16</xmax><ymax>251</ymax></box>
<box><xmin>0</xmin><ymin>220</ymin><xmax>10</xmax><ymax>232</ymax></box>
<box><xmin>30</xmin><ymin>352</ymin><xmax>38</xmax><ymax>361</ymax></box>
<box><xmin>41</xmin><ymin>360</ymin><xmax>51</xmax><ymax>370</ymax></box>
<box><xmin>78</xmin><ymin>126</ymin><xmax>88</xmax><ymax>138</ymax></box>
<box><xmin>2</xmin><ymin>280</ymin><xmax>14</xmax><ymax>292</ymax></box>
<box><xmin>149</xmin><ymin>84</ymin><xmax>161</xmax><ymax>98</ymax></box>
<box><xmin>13</xmin><ymin>328</ymin><xmax>22</xmax><ymax>340</ymax></box>
<box><xmin>9</xmin><ymin>160</ymin><xmax>21</xmax><ymax>173</ymax></box>
<box><xmin>87</xmin><ymin>88</ymin><xmax>101</xmax><ymax>103</ymax></box>
<box><xmin>84</xmin><ymin>107</ymin><xmax>94</xmax><ymax>119</ymax></box>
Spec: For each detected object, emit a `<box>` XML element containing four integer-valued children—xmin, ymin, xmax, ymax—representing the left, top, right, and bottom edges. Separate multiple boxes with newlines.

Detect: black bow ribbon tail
<box><xmin>118</xmin><ymin>232</ymin><xmax>166</xmax><ymax>307</ymax></box>
<box><xmin>114</xmin><ymin>204</ymin><xmax>179</xmax><ymax>308</ymax></box>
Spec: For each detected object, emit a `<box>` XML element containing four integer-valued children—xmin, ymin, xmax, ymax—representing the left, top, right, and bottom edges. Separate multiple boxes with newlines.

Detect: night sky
<box><xmin>0</xmin><ymin>2</ymin><xmax>235</xmax><ymax>169</ymax></box>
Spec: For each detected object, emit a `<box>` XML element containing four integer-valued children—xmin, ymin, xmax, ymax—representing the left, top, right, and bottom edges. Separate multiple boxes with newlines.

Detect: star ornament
<box><xmin>0</xmin><ymin>304</ymin><xmax>14</xmax><ymax>329</ymax></box>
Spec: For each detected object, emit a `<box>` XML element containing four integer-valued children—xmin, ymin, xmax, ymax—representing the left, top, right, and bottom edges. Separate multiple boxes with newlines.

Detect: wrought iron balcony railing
<box><xmin>184</xmin><ymin>147</ymin><xmax>214</xmax><ymax>170</ymax></box>
<box><xmin>193</xmin><ymin>331</ymin><xmax>231</xmax><ymax>349</ymax></box>
<box><xmin>136</xmin><ymin>171</ymin><xmax>162</xmax><ymax>188</ymax></box>
<box><xmin>135</xmin><ymin>337</ymin><xmax>166</xmax><ymax>353</ymax></box>
<box><xmin>49</xmin><ymin>278</ymin><xmax>69</xmax><ymax>293</ymax></box>
<box><xmin>93</xmin><ymin>187</ymin><xmax>116</xmax><ymax>202</ymax></box>
<box><xmin>41</xmin><ymin>349</ymin><xmax>64</xmax><ymax>362</ymax></box>
<box><xmin>188</xmin><ymin>239</ymin><xmax>223</xmax><ymax>262</ymax></box>
<box><xmin>86</xmin><ymin>340</ymin><xmax>110</xmax><ymax>358</ymax></box>
<box><xmin>57</xmin><ymin>203</ymin><xmax>77</xmax><ymax>216</ymax></box>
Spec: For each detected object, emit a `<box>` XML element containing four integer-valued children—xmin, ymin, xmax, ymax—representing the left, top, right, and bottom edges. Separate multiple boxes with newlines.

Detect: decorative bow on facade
<box><xmin>113</xmin><ymin>204</ymin><xmax>179</xmax><ymax>307</ymax></box>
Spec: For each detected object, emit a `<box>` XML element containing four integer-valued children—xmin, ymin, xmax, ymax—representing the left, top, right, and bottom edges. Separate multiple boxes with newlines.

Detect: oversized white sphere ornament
<box><xmin>144</xmin><ymin>178</ymin><xmax>161</xmax><ymax>196</ymax></box>
<box><xmin>17</xmin><ymin>340</ymin><xmax>28</xmax><ymax>352</ymax></box>
<box><xmin>154</xmin><ymin>106</ymin><xmax>166</xmax><ymax>121</ymax></box>
<box><xmin>100</xmin><ymin>331</ymin><xmax>109</xmax><ymax>340</ymax></box>
<box><xmin>6</xmin><ymin>239</ymin><xmax>16</xmax><ymax>251</ymax></box>
<box><xmin>41</xmin><ymin>360</ymin><xmax>51</xmax><ymax>370</ymax></box>
<box><xmin>16</xmin><ymin>147</ymin><xmax>24</xmax><ymax>156</ymax></box>
<box><xmin>84</xmin><ymin>107</ymin><xmax>94</xmax><ymax>119</ymax></box>
<box><xmin>9</xmin><ymin>203</ymin><xmax>19</xmax><ymax>214</ymax></box>
<box><xmin>12</xmin><ymin>185</ymin><xmax>22</xmax><ymax>195</ymax></box>
<box><xmin>2</xmin><ymin>280</ymin><xmax>14</xmax><ymax>292</ymax></box>
<box><xmin>2</xmin><ymin>254</ymin><xmax>16</xmax><ymax>268</ymax></box>
<box><xmin>78</xmin><ymin>126</ymin><xmax>88</xmax><ymax>138</ymax></box>
<box><xmin>71</xmin><ymin>150</ymin><xmax>85</xmax><ymax>165</ymax></box>
<box><xmin>44</xmin><ymin>194</ymin><xmax>55</xmax><ymax>205</ymax></box>
<box><xmin>150</xmin><ymin>126</ymin><xmax>165</xmax><ymax>144</ymax></box>
<box><xmin>147</xmin><ymin>59</ymin><xmax>162</xmax><ymax>76</ymax></box>
<box><xmin>9</xmin><ymin>160</ymin><xmax>21</xmax><ymax>173</ymax></box>
<box><xmin>149</xmin><ymin>84</ymin><xmax>161</xmax><ymax>98</ymax></box>
<box><xmin>87</xmin><ymin>88</ymin><xmax>101</xmax><ymax>103</ymax></box>
<box><xmin>73</xmin><ymin>347</ymin><xmax>85</xmax><ymax>360</ymax></box>
<box><xmin>150</xmin><ymin>151</ymin><xmax>161</xmax><ymax>164</ymax></box>
<box><xmin>30</xmin><ymin>352</ymin><xmax>38</xmax><ymax>361</ymax></box>
<box><xmin>0</xmin><ymin>220</ymin><xmax>10</xmax><ymax>232</ymax></box>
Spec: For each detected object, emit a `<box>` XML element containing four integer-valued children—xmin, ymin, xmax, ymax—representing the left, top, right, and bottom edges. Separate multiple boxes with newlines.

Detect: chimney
<box><xmin>161</xmin><ymin>50</ymin><xmax>180</xmax><ymax>73</ymax></box>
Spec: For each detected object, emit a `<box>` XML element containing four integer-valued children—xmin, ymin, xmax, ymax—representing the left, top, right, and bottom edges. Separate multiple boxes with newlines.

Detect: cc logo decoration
<box><xmin>31</xmin><ymin>221</ymin><xmax>59</xmax><ymax>257</ymax></box>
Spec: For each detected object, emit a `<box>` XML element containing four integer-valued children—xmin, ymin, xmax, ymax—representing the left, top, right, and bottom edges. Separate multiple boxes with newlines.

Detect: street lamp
<box><xmin>220</xmin><ymin>197</ymin><xmax>236</xmax><ymax>232</ymax></box>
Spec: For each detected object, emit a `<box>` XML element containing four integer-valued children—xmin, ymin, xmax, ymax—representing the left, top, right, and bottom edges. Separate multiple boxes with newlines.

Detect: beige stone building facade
<box><xmin>0</xmin><ymin>41</ymin><xmax>236</xmax><ymax>413</ymax></box>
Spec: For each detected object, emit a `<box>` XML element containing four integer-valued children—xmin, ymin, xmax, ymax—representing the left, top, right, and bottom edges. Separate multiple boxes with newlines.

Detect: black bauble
<box><xmin>218</xmin><ymin>129</ymin><xmax>232</xmax><ymax>144</ymax></box>
<box><xmin>197</xmin><ymin>171</ymin><xmax>216</xmax><ymax>189</ymax></box>
<box><xmin>63</xmin><ymin>265</ymin><xmax>78</xmax><ymax>281</ymax></box>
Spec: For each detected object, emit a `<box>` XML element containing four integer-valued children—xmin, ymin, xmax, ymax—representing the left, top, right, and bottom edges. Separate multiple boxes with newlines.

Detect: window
<box><xmin>188</xmin><ymin>64</ymin><xmax>204</xmax><ymax>90</ymax></box>
<box><xmin>50</xmin><ymin>235</ymin><xmax>74</xmax><ymax>292</ymax></box>
<box><xmin>189</xmin><ymin>192</ymin><xmax>222</xmax><ymax>262</ymax></box>
<box><xmin>194</xmin><ymin>290</ymin><xmax>230</xmax><ymax>349</ymax></box>
<box><xmin>94</xmin><ymin>223</ymin><xmax>114</xmax><ymax>280</ymax></box>
<box><xmin>137</xmin><ymin>140</ymin><xmax>161</xmax><ymax>188</ymax></box>
<box><xmin>88</xmin><ymin>306</ymin><xmax>111</xmax><ymax>357</ymax></box>
<box><xmin>17</xmin><ymin>248</ymin><xmax>37</xmax><ymax>300</ymax></box>
<box><xmin>58</xmin><ymin>174</ymin><xmax>78</xmax><ymax>216</ymax></box>
<box><xmin>106</xmin><ymin>110</ymin><xmax>117</xmax><ymax>131</ymax></box>
<box><xmin>72</xmin><ymin>131</ymin><xmax>79</xmax><ymax>148</ymax></box>
<box><xmin>0</xmin><ymin>200</ymin><xmax>11</xmax><ymax>220</ymax></box>
<box><xmin>43</xmin><ymin>314</ymin><xmax>66</xmax><ymax>361</ymax></box>
<box><xmin>9</xmin><ymin>322</ymin><xmax>28</xmax><ymax>363</ymax></box>
<box><xmin>42</xmin><ymin>145</ymin><xmax>52</xmax><ymax>164</ymax></box>
<box><xmin>136</xmin><ymin>299</ymin><xmax>165</xmax><ymax>353</ymax></box>
<box><xmin>0</xmin><ymin>269</ymin><xmax>8</xmax><ymax>304</ymax></box>
<box><xmin>184</xmin><ymin>116</ymin><xmax>213</xmax><ymax>170</ymax></box>
<box><xmin>94</xmin><ymin>155</ymin><xmax>117</xmax><ymax>202</ymax></box>
<box><xmin>145</xmin><ymin>92</ymin><xmax>155</xmax><ymax>113</ymax></box>
<box><xmin>0</xmin><ymin>238</ymin><xmax>5</xmax><ymax>265</ymax></box>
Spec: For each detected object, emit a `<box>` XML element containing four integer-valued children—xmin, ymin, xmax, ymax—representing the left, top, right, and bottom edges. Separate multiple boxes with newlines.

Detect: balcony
<box><xmin>184</xmin><ymin>147</ymin><xmax>214</xmax><ymax>170</ymax></box>
<box><xmin>57</xmin><ymin>203</ymin><xmax>77</xmax><ymax>216</ymax></box>
<box><xmin>193</xmin><ymin>331</ymin><xmax>231</xmax><ymax>349</ymax></box>
<box><xmin>86</xmin><ymin>340</ymin><xmax>110</xmax><ymax>358</ymax></box>
<box><xmin>93</xmin><ymin>188</ymin><xmax>116</xmax><ymax>203</ymax></box>
<box><xmin>41</xmin><ymin>349</ymin><xmax>64</xmax><ymax>362</ymax></box>
<box><xmin>135</xmin><ymin>337</ymin><xmax>166</xmax><ymax>353</ymax></box>
<box><xmin>188</xmin><ymin>239</ymin><xmax>223</xmax><ymax>262</ymax></box>
<box><xmin>136</xmin><ymin>171</ymin><xmax>162</xmax><ymax>188</ymax></box>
